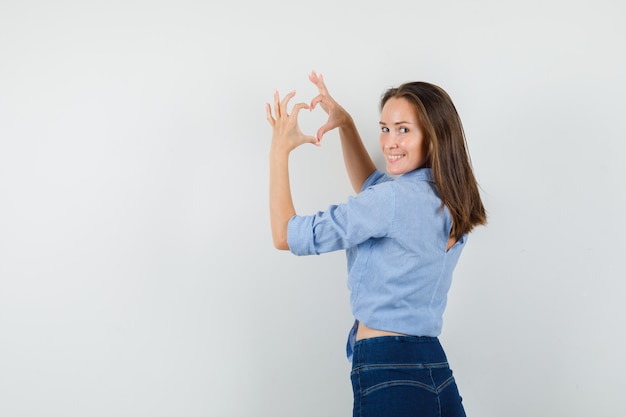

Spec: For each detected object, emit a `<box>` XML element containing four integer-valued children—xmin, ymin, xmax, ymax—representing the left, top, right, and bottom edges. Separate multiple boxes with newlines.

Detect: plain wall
<box><xmin>1</xmin><ymin>0</ymin><xmax>625</xmax><ymax>416</ymax></box>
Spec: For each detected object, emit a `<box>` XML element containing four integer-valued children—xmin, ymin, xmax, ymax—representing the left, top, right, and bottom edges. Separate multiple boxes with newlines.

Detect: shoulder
<box><xmin>362</xmin><ymin>170</ymin><xmax>394</xmax><ymax>191</ymax></box>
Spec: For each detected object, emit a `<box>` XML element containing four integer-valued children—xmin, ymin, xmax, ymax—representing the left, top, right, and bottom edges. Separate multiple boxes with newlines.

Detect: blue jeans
<box><xmin>350</xmin><ymin>336</ymin><xmax>466</xmax><ymax>417</ymax></box>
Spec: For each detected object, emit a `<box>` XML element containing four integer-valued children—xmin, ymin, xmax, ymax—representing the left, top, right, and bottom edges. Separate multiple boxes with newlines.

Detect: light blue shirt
<box><xmin>287</xmin><ymin>168</ymin><xmax>466</xmax><ymax>361</ymax></box>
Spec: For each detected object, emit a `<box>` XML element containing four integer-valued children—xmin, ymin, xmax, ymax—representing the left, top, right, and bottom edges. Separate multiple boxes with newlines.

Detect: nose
<box><xmin>382</xmin><ymin>133</ymin><xmax>398</xmax><ymax>149</ymax></box>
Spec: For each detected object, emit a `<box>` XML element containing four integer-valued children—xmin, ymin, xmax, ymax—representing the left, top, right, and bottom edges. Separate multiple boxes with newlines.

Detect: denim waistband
<box><xmin>351</xmin><ymin>335</ymin><xmax>448</xmax><ymax>368</ymax></box>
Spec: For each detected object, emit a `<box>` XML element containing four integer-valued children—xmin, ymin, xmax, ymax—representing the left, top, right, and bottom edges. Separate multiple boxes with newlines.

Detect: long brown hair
<box><xmin>381</xmin><ymin>82</ymin><xmax>487</xmax><ymax>237</ymax></box>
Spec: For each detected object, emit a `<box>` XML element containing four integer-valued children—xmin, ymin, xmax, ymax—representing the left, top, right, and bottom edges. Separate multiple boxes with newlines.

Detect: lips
<box><xmin>387</xmin><ymin>154</ymin><xmax>405</xmax><ymax>162</ymax></box>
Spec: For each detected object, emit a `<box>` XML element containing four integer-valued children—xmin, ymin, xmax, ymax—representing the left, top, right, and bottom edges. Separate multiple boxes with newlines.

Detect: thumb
<box><xmin>316</xmin><ymin>126</ymin><xmax>326</xmax><ymax>142</ymax></box>
<box><xmin>316</xmin><ymin>120</ymin><xmax>335</xmax><ymax>142</ymax></box>
<box><xmin>300</xmin><ymin>131</ymin><xmax>320</xmax><ymax>147</ymax></box>
<box><xmin>309</xmin><ymin>134</ymin><xmax>321</xmax><ymax>147</ymax></box>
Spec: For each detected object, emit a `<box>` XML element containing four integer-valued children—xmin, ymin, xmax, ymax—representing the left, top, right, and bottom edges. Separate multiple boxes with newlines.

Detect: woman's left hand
<box><xmin>266</xmin><ymin>90</ymin><xmax>319</xmax><ymax>153</ymax></box>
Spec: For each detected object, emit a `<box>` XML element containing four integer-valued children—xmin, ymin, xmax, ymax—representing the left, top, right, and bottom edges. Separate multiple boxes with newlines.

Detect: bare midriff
<box><xmin>355</xmin><ymin>322</ymin><xmax>407</xmax><ymax>341</ymax></box>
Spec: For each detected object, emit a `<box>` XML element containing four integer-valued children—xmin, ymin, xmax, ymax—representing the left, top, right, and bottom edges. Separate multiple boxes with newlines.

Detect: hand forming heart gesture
<box><xmin>308</xmin><ymin>70</ymin><xmax>352</xmax><ymax>143</ymax></box>
<box><xmin>265</xmin><ymin>89</ymin><xmax>317</xmax><ymax>153</ymax></box>
<box><xmin>266</xmin><ymin>71</ymin><xmax>351</xmax><ymax>153</ymax></box>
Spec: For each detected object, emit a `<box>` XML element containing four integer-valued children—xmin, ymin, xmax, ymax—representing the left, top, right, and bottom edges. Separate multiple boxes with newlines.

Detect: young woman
<box><xmin>266</xmin><ymin>71</ymin><xmax>486</xmax><ymax>417</ymax></box>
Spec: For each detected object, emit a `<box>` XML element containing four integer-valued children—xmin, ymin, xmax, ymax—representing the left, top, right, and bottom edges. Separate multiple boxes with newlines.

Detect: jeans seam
<box><xmin>351</xmin><ymin>362</ymin><xmax>449</xmax><ymax>373</ymax></box>
<box><xmin>357</xmin><ymin>349</ymin><xmax>362</xmax><ymax>417</ymax></box>
<box><xmin>361</xmin><ymin>379</ymin><xmax>438</xmax><ymax>396</ymax></box>
<box><xmin>436</xmin><ymin>375</ymin><xmax>456</xmax><ymax>393</ymax></box>
<box><xmin>429</xmin><ymin>368</ymin><xmax>442</xmax><ymax>417</ymax></box>
<box><xmin>358</xmin><ymin>371</ymin><xmax>362</xmax><ymax>417</ymax></box>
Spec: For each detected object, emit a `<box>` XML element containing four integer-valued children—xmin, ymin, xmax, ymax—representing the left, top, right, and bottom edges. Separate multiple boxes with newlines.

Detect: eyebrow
<box><xmin>379</xmin><ymin>121</ymin><xmax>413</xmax><ymax>125</ymax></box>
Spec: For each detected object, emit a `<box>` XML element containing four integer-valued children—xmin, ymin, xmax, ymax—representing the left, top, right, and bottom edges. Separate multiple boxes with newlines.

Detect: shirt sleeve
<box><xmin>362</xmin><ymin>169</ymin><xmax>393</xmax><ymax>190</ymax></box>
<box><xmin>287</xmin><ymin>175</ymin><xmax>396</xmax><ymax>256</ymax></box>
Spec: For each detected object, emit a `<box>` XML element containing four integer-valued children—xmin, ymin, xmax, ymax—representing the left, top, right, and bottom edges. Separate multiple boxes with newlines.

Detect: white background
<box><xmin>1</xmin><ymin>1</ymin><xmax>625</xmax><ymax>416</ymax></box>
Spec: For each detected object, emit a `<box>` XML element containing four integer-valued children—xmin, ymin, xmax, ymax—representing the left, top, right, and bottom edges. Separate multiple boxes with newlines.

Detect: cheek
<box><xmin>409</xmin><ymin>138</ymin><xmax>426</xmax><ymax>156</ymax></box>
<box><xmin>379</xmin><ymin>135</ymin><xmax>386</xmax><ymax>150</ymax></box>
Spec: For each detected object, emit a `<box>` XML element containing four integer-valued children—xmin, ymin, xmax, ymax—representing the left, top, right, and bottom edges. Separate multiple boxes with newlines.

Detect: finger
<box><xmin>280</xmin><ymin>90</ymin><xmax>296</xmax><ymax>117</ymax></box>
<box><xmin>309</xmin><ymin>70</ymin><xmax>326</xmax><ymax>88</ymax></box>
<box><xmin>310</xmin><ymin>94</ymin><xmax>321</xmax><ymax>110</ymax></box>
<box><xmin>290</xmin><ymin>102</ymin><xmax>310</xmax><ymax>119</ymax></box>
<box><xmin>310</xmin><ymin>94</ymin><xmax>330</xmax><ymax>113</ymax></box>
<box><xmin>310</xmin><ymin>71</ymin><xmax>328</xmax><ymax>95</ymax></box>
<box><xmin>265</xmin><ymin>102</ymin><xmax>275</xmax><ymax>126</ymax></box>
<box><xmin>273</xmin><ymin>90</ymin><xmax>281</xmax><ymax>118</ymax></box>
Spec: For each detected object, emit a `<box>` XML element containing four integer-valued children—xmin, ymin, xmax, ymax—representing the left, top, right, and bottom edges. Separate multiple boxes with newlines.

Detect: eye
<box><xmin>399</xmin><ymin>127</ymin><xmax>409</xmax><ymax>133</ymax></box>
<box><xmin>381</xmin><ymin>126</ymin><xmax>389</xmax><ymax>133</ymax></box>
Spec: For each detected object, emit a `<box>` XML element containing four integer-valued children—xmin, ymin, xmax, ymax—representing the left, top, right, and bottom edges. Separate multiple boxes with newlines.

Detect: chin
<box><xmin>386</xmin><ymin>166</ymin><xmax>405</xmax><ymax>176</ymax></box>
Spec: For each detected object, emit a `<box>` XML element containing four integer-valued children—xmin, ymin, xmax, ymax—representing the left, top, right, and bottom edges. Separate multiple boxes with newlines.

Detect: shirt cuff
<box><xmin>287</xmin><ymin>215</ymin><xmax>319</xmax><ymax>256</ymax></box>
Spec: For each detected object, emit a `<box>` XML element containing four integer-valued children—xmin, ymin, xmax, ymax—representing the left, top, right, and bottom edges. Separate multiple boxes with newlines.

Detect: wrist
<box><xmin>269</xmin><ymin>143</ymin><xmax>291</xmax><ymax>158</ymax></box>
<box><xmin>338</xmin><ymin>115</ymin><xmax>357</xmax><ymax>134</ymax></box>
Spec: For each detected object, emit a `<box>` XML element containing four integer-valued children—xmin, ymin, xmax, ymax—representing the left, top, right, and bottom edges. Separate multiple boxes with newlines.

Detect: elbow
<box><xmin>271</xmin><ymin>230</ymin><xmax>290</xmax><ymax>251</ymax></box>
<box><xmin>272</xmin><ymin>236</ymin><xmax>290</xmax><ymax>251</ymax></box>
<box><xmin>270</xmin><ymin>218</ymin><xmax>291</xmax><ymax>251</ymax></box>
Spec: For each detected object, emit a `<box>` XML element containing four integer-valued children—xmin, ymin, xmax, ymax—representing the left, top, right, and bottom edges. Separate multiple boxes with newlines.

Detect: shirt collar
<box><xmin>397</xmin><ymin>167</ymin><xmax>434</xmax><ymax>182</ymax></box>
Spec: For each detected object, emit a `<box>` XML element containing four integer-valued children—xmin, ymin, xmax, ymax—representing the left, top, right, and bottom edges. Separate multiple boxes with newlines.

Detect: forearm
<box><xmin>339</xmin><ymin>117</ymin><xmax>376</xmax><ymax>193</ymax></box>
<box><xmin>269</xmin><ymin>149</ymin><xmax>295</xmax><ymax>250</ymax></box>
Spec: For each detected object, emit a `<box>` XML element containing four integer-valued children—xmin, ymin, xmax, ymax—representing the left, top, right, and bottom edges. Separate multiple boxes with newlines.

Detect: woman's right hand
<box><xmin>309</xmin><ymin>71</ymin><xmax>352</xmax><ymax>142</ymax></box>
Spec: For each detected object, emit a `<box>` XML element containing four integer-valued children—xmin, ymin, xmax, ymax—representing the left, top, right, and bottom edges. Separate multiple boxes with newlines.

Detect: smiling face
<box><xmin>379</xmin><ymin>97</ymin><xmax>429</xmax><ymax>176</ymax></box>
